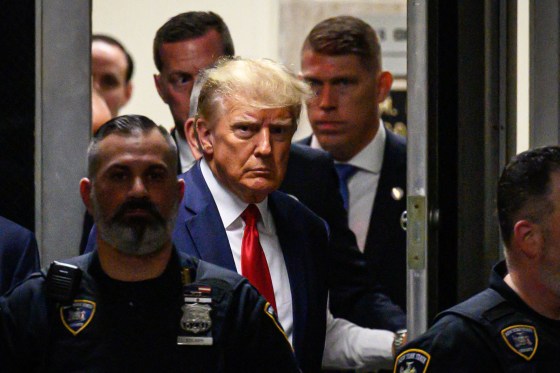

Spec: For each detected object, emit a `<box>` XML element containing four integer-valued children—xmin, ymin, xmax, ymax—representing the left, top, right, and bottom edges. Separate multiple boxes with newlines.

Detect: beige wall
<box><xmin>517</xmin><ymin>0</ymin><xmax>529</xmax><ymax>153</ymax></box>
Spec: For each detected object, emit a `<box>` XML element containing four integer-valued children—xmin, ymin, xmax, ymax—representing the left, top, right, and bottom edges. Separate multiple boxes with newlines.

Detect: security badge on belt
<box><xmin>177</xmin><ymin>267</ymin><xmax>214</xmax><ymax>346</ymax></box>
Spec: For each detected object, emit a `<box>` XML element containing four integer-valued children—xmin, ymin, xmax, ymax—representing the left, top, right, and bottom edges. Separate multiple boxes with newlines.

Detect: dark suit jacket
<box><xmin>300</xmin><ymin>130</ymin><xmax>407</xmax><ymax>311</ymax></box>
<box><xmin>171</xmin><ymin>129</ymin><xmax>185</xmax><ymax>174</ymax></box>
<box><xmin>173</xmin><ymin>162</ymin><xmax>328</xmax><ymax>372</ymax></box>
<box><xmin>0</xmin><ymin>216</ymin><xmax>40</xmax><ymax>295</ymax></box>
<box><xmin>282</xmin><ymin>144</ymin><xmax>405</xmax><ymax>330</ymax></box>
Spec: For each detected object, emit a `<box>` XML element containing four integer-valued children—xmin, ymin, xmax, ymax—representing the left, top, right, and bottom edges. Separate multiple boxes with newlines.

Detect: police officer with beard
<box><xmin>0</xmin><ymin>115</ymin><xmax>298</xmax><ymax>372</ymax></box>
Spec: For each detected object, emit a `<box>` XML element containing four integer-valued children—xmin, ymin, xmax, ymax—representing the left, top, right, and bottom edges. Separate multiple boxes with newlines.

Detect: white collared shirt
<box><xmin>200</xmin><ymin>158</ymin><xmax>393</xmax><ymax>370</ymax></box>
<box><xmin>311</xmin><ymin>122</ymin><xmax>386</xmax><ymax>252</ymax></box>
<box><xmin>200</xmin><ymin>159</ymin><xmax>293</xmax><ymax>342</ymax></box>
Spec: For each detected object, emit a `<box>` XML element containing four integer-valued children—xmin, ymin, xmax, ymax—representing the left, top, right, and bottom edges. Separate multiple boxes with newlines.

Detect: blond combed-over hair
<box><xmin>197</xmin><ymin>57</ymin><xmax>311</xmax><ymax>127</ymax></box>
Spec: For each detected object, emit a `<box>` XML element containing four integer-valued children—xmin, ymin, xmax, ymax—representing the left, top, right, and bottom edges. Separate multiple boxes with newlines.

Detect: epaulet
<box><xmin>1</xmin><ymin>271</ymin><xmax>45</xmax><ymax>297</ymax></box>
<box><xmin>176</xmin><ymin>250</ymin><xmax>241</xmax><ymax>292</ymax></box>
<box><xmin>435</xmin><ymin>288</ymin><xmax>507</xmax><ymax>323</ymax></box>
<box><xmin>195</xmin><ymin>259</ymin><xmax>244</xmax><ymax>288</ymax></box>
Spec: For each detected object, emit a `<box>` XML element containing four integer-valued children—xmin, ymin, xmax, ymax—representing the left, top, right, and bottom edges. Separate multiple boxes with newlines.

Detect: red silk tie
<box><xmin>241</xmin><ymin>204</ymin><xmax>277</xmax><ymax>311</ymax></box>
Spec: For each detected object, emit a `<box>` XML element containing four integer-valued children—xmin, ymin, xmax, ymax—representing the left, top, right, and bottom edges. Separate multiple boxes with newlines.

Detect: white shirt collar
<box><xmin>310</xmin><ymin>119</ymin><xmax>386</xmax><ymax>173</ymax></box>
<box><xmin>200</xmin><ymin>159</ymin><xmax>271</xmax><ymax>231</ymax></box>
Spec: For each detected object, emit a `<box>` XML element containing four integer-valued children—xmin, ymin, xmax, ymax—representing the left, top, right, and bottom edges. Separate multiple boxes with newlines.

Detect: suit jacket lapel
<box><xmin>364</xmin><ymin>130</ymin><xmax>407</xmax><ymax>256</ymax></box>
<box><xmin>370</xmin><ymin>134</ymin><xmax>397</xmax><ymax>229</ymax></box>
<box><xmin>179</xmin><ymin>163</ymin><xmax>236</xmax><ymax>271</ymax></box>
<box><xmin>269</xmin><ymin>193</ymin><xmax>308</xmax><ymax>358</ymax></box>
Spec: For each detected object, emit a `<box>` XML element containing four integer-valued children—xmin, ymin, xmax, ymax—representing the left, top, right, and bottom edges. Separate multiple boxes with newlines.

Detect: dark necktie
<box><xmin>241</xmin><ymin>204</ymin><xmax>277</xmax><ymax>311</ymax></box>
<box><xmin>335</xmin><ymin>164</ymin><xmax>358</xmax><ymax>211</ymax></box>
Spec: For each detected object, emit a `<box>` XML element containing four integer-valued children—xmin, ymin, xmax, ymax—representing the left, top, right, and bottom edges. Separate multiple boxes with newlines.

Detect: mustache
<box><xmin>111</xmin><ymin>198</ymin><xmax>165</xmax><ymax>223</ymax></box>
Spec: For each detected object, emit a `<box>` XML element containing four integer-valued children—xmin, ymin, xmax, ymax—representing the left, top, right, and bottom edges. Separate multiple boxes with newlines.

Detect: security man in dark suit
<box><xmin>300</xmin><ymin>16</ymin><xmax>407</xmax><ymax>311</ymax></box>
<box><xmin>394</xmin><ymin>146</ymin><xmax>560</xmax><ymax>372</ymax></box>
<box><xmin>0</xmin><ymin>115</ymin><xmax>298</xmax><ymax>372</ymax></box>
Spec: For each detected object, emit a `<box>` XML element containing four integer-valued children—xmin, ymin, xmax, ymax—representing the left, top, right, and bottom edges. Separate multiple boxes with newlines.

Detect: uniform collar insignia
<box><xmin>501</xmin><ymin>324</ymin><xmax>538</xmax><ymax>361</ymax></box>
<box><xmin>60</xmin><ymin>299</ymin><xmax>96</xmax><ymax>336</ymax></box>
<box><xmin>394</xmin><ymin>348</ymin><xmax>431</xmax><ymax>373</ymax></box>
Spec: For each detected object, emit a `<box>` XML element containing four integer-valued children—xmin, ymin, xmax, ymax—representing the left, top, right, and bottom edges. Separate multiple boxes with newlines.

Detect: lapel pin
<box><xmin>391</xmin><ymin>187</ymin><xmax>404</xmax><ymax>201</ymax></box>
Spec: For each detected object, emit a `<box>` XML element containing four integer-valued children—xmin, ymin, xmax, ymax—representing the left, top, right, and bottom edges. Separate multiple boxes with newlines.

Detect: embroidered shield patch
<box><xmin>501</xmin><ymin>324</ymin><xmax>538</xmax><ymax>361</ymax></box>
<box><xmin>394</xmin><ymin>348</ymin><xmax>431</xmax><ymax>373</ymax></box>
<box><xmin>60</xmin><ymin>299</ymin><xmax>96</xmax><ymax>336</ymax></box>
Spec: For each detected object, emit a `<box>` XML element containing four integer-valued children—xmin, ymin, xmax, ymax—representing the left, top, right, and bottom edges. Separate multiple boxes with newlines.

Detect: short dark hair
<box><xmin>497</xmin><ymin>146</ymin><xmax>560</xmax><ymax>246</ymax></box>
<box><xmin>92</xmin><ymin>34</ymin><xmax>134</xmax><ymax>82</ymax></box>
<box><xmin>153</xmin><ymin>11</ymin><xmax>235</xmax><ymax>72</ymax></box>
<box><xmin>88</xmin><ymin>115</ymin><xmax>177</xmax><ymax>178</ymax></box>
<box><xmin>303</xmin><ymin>15</ymin><xmax>381</xmax><ymax>71</ymax></box>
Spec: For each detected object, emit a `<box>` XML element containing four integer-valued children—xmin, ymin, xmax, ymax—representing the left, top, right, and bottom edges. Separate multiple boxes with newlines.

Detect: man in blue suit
<box><xmin>300</xmin><ymin>16</ymin><xmax>408</xmax><ymax>311</ymax></box>
<box><xmin>153</xmin><ymin>11</ymin><xmax>405</xmax><ymax>331</ymax></box>
<box><xmin>173</xmin><ymin>58</ymin><xmax>397</xmax><ymax>371</ymax></box>
<box><xmin>0</xmin><ymin>216</ymin><xmax>40</xmax><ymax>295</ymax></box>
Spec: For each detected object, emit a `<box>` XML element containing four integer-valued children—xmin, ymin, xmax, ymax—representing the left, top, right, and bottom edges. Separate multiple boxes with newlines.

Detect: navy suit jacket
<box><xmin>173</xmin><ymin>162</ymin><xmax>328</xmax><ymax>372</ymax></box>
<box><xmin>300</xmin><ymin>130</ymin><xmax>408</xmax><ymax>311</ymax></box>
<box><xmin>0</xmin><ymin>216</ymin><xmax>40</xmax><ymax>295</ymax></box>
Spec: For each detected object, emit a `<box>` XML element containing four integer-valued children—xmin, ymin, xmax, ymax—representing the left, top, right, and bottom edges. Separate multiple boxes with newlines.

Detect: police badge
<box><xmin>177</xmin><ymin>284</ymin><xmax>214</xmax><ymax>346</ymax></box>
<box><xmin>181</xmin><ymin>303</ymin><xmax>212</xmax><ymax>334</ymax></box>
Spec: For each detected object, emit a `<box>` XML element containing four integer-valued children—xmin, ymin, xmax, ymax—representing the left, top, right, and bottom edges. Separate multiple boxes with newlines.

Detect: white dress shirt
<box><xmin>200</xmin><ymin>160</ymin><xmax>294</xmax><ymax>341</ymax></box>
<box><xmin>200</xmin><ymin>159</ymin><xmax>394</xmax><ymax>371</ymax></box>
<box><xmin>311</xmin><ymin>122</ymin><xmax>386</xmax><ymax>252</ymax></box>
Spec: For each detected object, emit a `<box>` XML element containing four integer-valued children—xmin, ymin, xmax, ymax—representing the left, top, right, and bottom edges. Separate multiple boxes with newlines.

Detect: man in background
<box><xmin>153</xmin><ymin>11</ymin><xmax>233</xmax><ymax>173</ymax></box>
<box><xmin>92</xmin><ymin>34</ymin><xmax>134</xmax><ymax>117</ymax></box>
<box><xmin>301</xmin><ymin>16</ymin><xmax>408</xmax><ymax>310</ymax></box>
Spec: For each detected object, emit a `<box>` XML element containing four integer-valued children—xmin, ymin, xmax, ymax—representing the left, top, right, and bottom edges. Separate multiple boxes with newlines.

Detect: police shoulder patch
<box><xmin>501</xmin><ymin>324</ymin><xmax>538</xmax><ymax>361</ymax></box>
<box><xmin>263</xmin><ymin>302</ymin><xmax>289</xmax><ymax>343</ymax></box>
<box><xmin>60</xmin><ymin>299</ymin><xmax>96</xmax><ymax>336</ymax></box>
<box><xmin>394</xmin><ymin>348</ymin><xmax>431</xmax><ymax>373</ymax></box>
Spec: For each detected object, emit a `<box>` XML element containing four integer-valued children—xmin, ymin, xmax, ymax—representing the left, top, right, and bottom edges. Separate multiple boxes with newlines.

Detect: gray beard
<box><xmin>92</xmin><ymin>195</ymin><xmax>177</xmax><ymax>256</ymax></box>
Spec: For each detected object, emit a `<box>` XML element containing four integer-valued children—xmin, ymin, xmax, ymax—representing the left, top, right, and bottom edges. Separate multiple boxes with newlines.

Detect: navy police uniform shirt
<box><xmin>0</xmin><ymin>249</ymin><xmax>299</xmax><ymax>372</ymax></box>
<box><xmin>394</xmin><ymin>261</ymin><xmax>560</xmax><ymax>372</ymax></box>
